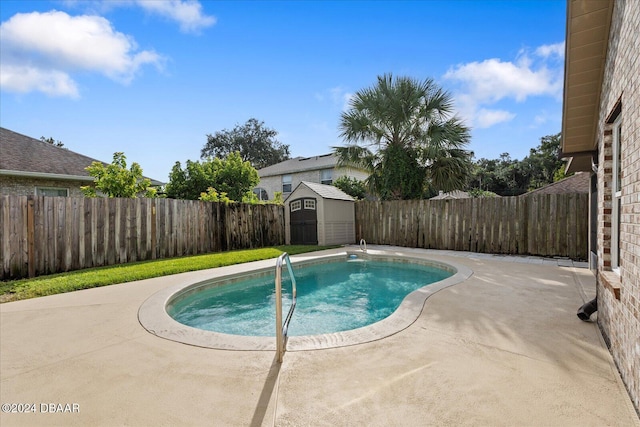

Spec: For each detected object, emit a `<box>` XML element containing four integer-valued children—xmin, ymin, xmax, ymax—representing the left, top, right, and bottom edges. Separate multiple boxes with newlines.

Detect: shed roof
<box><xmin>258</xmin><ymin>153</ymin><xmax>337</xmax><ymax>177</ymax></box>
<box><xmin>293</xmin><ymin>181</ymin><xmax>354</xmax><ymax>202</ymax></box>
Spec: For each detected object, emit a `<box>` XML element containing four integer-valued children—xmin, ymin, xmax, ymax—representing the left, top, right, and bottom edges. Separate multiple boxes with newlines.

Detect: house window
<box><xmin>36</xmin><ymin>187</ymin><xmax>68</xmax><ymax>197</ymax></box>
<box><xmin>611</xmin><ymin>115</ymin><xmax>622</xmax><ymax>273</ymax></box>
<box><xmin>320</xmin><ymin>169</ymin><xmax>333</xmax><ymax>185</ymax></box>
<box><xmin>304</xmin><ymin>199</ymin><xmax>316</xmax><ymax>210</ymax></box>
<box><xmin>253</xmin><ymin>187</ymin><xmax>269</xmax><ymax>201</ymax></box>
<box><xmin>290</xmin><ymin>200</ymin><xmax>301</xmax><ymax>212</ymax></box>
<box><xmin>282</xmin><ymin>175</ymin><xmax>292</xmax><ymax>193</ymax></box>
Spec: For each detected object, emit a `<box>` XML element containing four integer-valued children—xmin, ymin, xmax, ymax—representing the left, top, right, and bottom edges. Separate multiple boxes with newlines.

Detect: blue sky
<box><xmin>1</xmin><ymin>0</ymin><xmax>566</xmax><ymax>182</ymax></box>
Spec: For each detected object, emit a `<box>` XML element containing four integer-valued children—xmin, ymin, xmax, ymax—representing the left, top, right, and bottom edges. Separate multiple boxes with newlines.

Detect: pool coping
<box><xmin>137</xmin><ymin>248</ymin><xmax>473</xmax><ymax>351</ymax></box>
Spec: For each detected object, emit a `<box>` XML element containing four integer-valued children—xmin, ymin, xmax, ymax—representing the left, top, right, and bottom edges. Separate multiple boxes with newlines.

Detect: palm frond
<box><xmin>338</xmin><ymin>73</ymin><xmax>471</xmax><ymax>199</ymax></box>
<box><xmin>428</xmin><ymin>154</ymin><xmax>472</xmax><ymax>193</ymax></box>
<box><xmin>332</xmin><ymin>145</ymin><xmax>376</xmax><ymax>171</ymax></box>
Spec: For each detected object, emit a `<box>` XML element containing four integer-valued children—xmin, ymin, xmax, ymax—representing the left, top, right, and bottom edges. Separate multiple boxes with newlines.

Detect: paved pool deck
<box><xmin>1</xmin><ymin>246</ymin><xmax>638</xmax><ymax>426</ymax></box>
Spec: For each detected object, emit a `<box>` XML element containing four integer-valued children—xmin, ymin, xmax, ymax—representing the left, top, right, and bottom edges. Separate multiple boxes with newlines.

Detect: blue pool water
<box><xmin>168</xmin><ymin>257</ymin><xmax>452</xmax><ymax>337</ymax></box>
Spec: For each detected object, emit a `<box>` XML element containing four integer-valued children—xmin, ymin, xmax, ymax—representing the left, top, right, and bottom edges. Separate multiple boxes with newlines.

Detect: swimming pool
<box><xmin>167</xmin><ymin>257</ymin><xmax>453</xmax><ymax>336</ymax></box>
<box><xmin>138</xmin><ymin>247</ymin><xmax>473</xmax><ymax>351</ymax></box>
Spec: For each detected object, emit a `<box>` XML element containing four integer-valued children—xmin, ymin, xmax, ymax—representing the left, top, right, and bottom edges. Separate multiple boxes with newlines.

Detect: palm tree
<box><xmin>334</xmin><ymin>74</ymin><xmax>472</xmax><ymax>200</ymax></box>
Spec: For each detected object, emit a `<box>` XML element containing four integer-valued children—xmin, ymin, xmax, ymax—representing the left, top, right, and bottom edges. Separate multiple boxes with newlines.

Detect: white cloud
<box><xmin>444</xmin><ymin>43</ymin><xmax>564</xmax><ymax>129</ymax></box>
<box><xmin>0</xmin><ymin>11</ymin><xmax>164</xmax><ymax>97</ymax></box>
<box><xmin>0</xmin><ymin>65</ymin><xmax>79</xmax><ymax>98</ymax></box>
<box><xmin>329</xmin><ymin>86</ymin><xmax>353</xmax><ymax>111</ymax></box>
<box><xmin>135</xmin><ymin>0</ymin><xmax>216</xmax><ymax>33</ymax></box>
<box><xmin>63</xmin><ymin>0</ymin><xmax>216</xmax><ymax>33</ymax></box>
<box><xmin>475</xmin><ymin>109</ymin><xmax>516</xmax><ymax>129</ymax></box>
<box><xmin>535</xmin><ymin>42</ymin><xmax>565</xmax><ymax>59</ymax></box>
<box><xmin>533</xmin><ymin>114</ymin><xmax>547</xmax><ymax>126</ymax></box>
<box><xmin>530</xmin><ymin>108</ymin><xmax>562</xmax><ymax>129</ymax></box>
<box><xmin>445</xmin><ymin>56</ymin><xmax>561</xmax><ymax>103</ymax></box>
<box><xmin>315</xmin><ymin>86</ymin><xmax>352</xmax><ymax>111</ymax></box>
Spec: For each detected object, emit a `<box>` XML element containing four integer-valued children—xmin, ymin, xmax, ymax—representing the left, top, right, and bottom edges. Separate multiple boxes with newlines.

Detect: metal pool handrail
<box><xmin>360</xmin><ymin>238</ymin><xmax>367</xmax><ymax>252</ymax></box>
<box><xmin>275</xmin><ymin>252</ymin><xmax>297</xmax><ymax>362</ymax></box>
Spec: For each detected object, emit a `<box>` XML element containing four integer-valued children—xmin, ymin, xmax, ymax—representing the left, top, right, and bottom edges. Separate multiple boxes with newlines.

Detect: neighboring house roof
<box><xmin>430</xmin><ymin>190</ymin><xmax>470</xmax><ymax>200</ymax></box>
<box><xmin>561</xmin><ymin>0</ymin><xmax>614</xmax><ymax>173</ymax></box>
<box><xmin>0</xmin><ymin>127</ymin><xmax>162</xmax><ymax>185</ymax></box>
<box><xmin>293</xmin><ymin>181</ymin><xmax>354</xmax><ymax>202</ymax></box>
<box><xmin>1</xmin><ymin>127</ymin><xmax>99</xmax><ymax>182</ymax></box>
<box><xmin>524</xmin><ymin>172</ymin><xmax>590</xmax><ymax>196</ymax></box>
<box><xmin>258</xmin><ymin>153</ymin><xmax>338</xmax><ymax>177</ymax></box>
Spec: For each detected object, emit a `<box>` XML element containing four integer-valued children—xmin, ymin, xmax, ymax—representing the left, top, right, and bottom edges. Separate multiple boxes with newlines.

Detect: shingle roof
<box><xmin>524</xmin><ymin>172</ymin><xmax>590</xmax><ymax>196</ymax></box>
<box><xmin>0</xmin><ymin>127</ymin><xmax>162</xmax><ymax>185</ymax></box>
<box><xmin>430</xmin><ymin>190</ymin><xmax>471</xmax><ymax>200</ymax></box>
<box><xmin>257</xmin><ymin>153</ymin><xmax>338</xmax><ymax>177</ymax></box>
<box><xmin>1</xmin><ymin>127</ymin><xmax>102</xmax><ymax>179</ymax></box>
<box><xmin>297</xmin><ymin>181</ymin><xmax>354</xmax><ymax>201</ymax></box>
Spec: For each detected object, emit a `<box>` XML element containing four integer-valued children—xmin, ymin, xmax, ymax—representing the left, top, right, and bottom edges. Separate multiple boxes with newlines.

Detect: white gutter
<box><xmin>0</xmin><ymin>169</ymin><xmax>94</xmax><ymax>182</ymax></box>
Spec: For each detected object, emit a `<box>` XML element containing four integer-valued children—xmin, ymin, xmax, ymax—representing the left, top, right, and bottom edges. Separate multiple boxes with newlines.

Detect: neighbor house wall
<box><xmin>258</xmin><ymin>167</ymin><xmax>368</xmax><ymax>201</ymax></box>
<box><xmin>255</xmin><ymin>175</ymin><xmax>282</xmax><ymax>201</ymax></box>
<box><xmin>595</xmin><ymin>0</ymin><xmax>639</xmax><ymax>411</ymax></box>
<box><xmin>0</xmin><ymin>176</ymin><xmax>87</xmax><ymax>197</ymax></box>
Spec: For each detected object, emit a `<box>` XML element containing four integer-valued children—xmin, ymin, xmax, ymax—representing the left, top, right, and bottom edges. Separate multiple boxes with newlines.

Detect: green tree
<box><xmin>165</xmin><ymin>160</ymin><xmax>207</xmax><ymax>200</ymax></box>
<box><xmin>81</xmin><ymin>152</ymin><xmax>156</xmax><ymax>198</ymax></box>
<box><xmin>199</xmin><ymin>187</ymin><xmax>232</xmax><ymax>204</ymax></box>
<box><xmin>468</xmin><ymin>188</ymin><xmax>499</xmax><ymax>198</ymax></box>
<box><xmin>333</xmin><ymin>176</ymin><xmax>367</xmax><ymax>200</ymax></box>
<box><xmin>166</xmin><ymin>152</ymin><xmax>259</xmax><ymax>201</ymax></box>
<box><xmin>201</xmin><ymin>118</ymin><xmax>291</xmax><ymax>169</ymax></box>
<box><xmin>210</xmin><ymin>151</ymin><xmax>260</xmax><ymax>201</ymax></box>
<box><xmin>495</xmin><ymin>153</ymin><xmax>529</xmax><ymax>195</ymax></box>
<box><xmin>335</xmin><ymin>74</ymin><xmax>472</xmax><ymax>200</ymax></box>
<box><xmin>521</xmin><ymin>133</ymin><xmax>566</xmax><ymax>190</ymax></box>
<box><xmin>469</xmin><ymin>153</ymin><xmax>528</xmax><ymax>196</ymax></box>
<box><xmin>467</xmin><ymin>133</ymin><xmax>568</xmax><ymax>196</ymax></box>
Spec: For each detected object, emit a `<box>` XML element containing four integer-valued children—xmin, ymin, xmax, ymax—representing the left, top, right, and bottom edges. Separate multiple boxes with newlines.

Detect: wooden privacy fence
<box><xmin>1</xmin><ymin>196</ymin><xmax>285</xmax><ymax>280</ymax></box>
<box><xmin>355</xmin><ymin>193</ymin><xmax>588</xmax><ymax>260</ymax></box>
<box><xmin>2</xmin><ymin>193</ymin><xmax>588</xmax><ymax>280</ymax></box>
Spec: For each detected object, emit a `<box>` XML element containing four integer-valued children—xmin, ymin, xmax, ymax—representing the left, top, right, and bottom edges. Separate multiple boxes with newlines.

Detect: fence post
<box><xmin>27</xmin><ymin>196</ymin><xmax>35</xmax><ymax>278</ymax></box>
<box><xmin>151</xmin><ymin>199</ymin><xmax>157</xmax><ymax>259</ymax></box>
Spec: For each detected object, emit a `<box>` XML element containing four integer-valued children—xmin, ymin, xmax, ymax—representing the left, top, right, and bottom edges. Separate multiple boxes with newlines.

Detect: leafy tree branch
<box><xmin>81</xmin><ymin>152</ymin><xmax>156</xmax><ymax>198</ymax></box>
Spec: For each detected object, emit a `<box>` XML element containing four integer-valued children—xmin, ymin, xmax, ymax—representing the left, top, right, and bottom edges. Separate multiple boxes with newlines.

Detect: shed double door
<box><xmin>290</xmin><ymin>198</ymin><xmax>318</xmax><ymax>245</ymax></box>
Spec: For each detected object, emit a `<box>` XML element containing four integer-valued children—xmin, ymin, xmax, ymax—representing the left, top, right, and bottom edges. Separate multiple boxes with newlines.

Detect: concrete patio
<box><xmin>1</xmin><ymin>246</ymin><xmax>638</xmax><ymax>426</ymax></box>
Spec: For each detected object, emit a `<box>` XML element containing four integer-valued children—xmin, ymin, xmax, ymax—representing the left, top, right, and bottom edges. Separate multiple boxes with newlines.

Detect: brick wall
<box><xmin>596</xmin><ymin>0</ymin><xmax>640</xmax><ymax>412</ymax></box>
<box><xmin>0</xmin><ymin>176</ymin><xmax>87</xmax><ymax>198</ymax></box>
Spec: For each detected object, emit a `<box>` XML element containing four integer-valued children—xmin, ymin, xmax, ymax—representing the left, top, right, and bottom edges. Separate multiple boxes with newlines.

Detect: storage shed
<box><xmin>284</xmin><ymin>181</ymin><xmax>355</xmax><ymax>246</ymax></box>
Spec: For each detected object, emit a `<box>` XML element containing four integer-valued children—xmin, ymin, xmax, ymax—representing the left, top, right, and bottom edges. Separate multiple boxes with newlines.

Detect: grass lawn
<box><xmin>0</xmin><ymin>245</ymin><xmax>338</xmax><ymax>303</ymax></box>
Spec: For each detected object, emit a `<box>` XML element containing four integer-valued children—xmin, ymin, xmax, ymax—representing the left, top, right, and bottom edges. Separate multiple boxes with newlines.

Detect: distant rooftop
<box><xmin>430</xmin><ymin>190</ymin><xmax>470</xmax><ymax>200</ymax></box>
<box><xmin>0</xmin><ymin>127</ymin><xmax>162</xmax><ymax>185</ymax></box>
<box><xmin>525</xmin><ymin>172</ymin><xmax>589</xmax><ymax>196</ymax></box>
<box><xmin>257</xmin><ymin>153</ymin><xmax>338</xmax><ymax>177</ymax></box>
<box><xmin>1</xmin><ymin>127</ymin><xmax>101</xmax><ymax>180</ymax></box>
